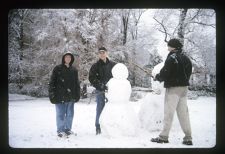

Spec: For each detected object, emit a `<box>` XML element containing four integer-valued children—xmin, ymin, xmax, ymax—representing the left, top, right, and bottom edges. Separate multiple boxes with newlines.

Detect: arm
<box><xmin>89</xmin><ymin>63</ymin><xmax>108</xmax><ymax>91</ymax></box>
<box><xmin>155</xmin><ymin>56</ymin><xmax>177</xmax><ymax>82</ymax></box>
<box><xmin>74</xmin><ymin>70</ymin><xmax>80</xmax><ymax>102</ymax></box>
<box><xmin>48</xmin><ymin>66</ymin><xmax>58</xmax><ymax>103</ymax></box>
<box><xmin>89</xmin><ymin>64</ymin><xmax>101</xmax><ymax>89</ymax></box>
<box><xmin>184</xmin><ymin>55</ymin><xmax>193</xmax><ymax>80</ymax></box>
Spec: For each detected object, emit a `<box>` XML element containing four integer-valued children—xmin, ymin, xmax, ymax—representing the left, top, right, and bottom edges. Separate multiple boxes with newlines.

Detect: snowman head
<box><xmin>112</xmin><ymin>63</ymin><xmax>129</xmax><ymax>80</ymax></box>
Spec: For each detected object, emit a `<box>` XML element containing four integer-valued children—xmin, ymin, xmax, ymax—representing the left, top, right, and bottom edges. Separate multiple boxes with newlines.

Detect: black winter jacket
<box><xmin>49</xmin><ymin>53</ymin><xmax>80</xmax><ymax>104</ymax></box>
<box><xmin>89</xmin><ymin>58</ymin><xmax>116</xmax><ymax>91</ymax></box>
<box><xmin>155</xmin><ymin>50</ymin><xmax>192</xmax><ymax>88</ymax></box>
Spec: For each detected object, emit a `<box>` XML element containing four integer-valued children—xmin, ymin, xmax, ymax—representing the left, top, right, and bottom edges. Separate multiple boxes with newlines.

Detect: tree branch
<box><xmin>189</xmin><ymin>21</ymin><xmax>215</xmax><ymax>28</ymax></box>
<box><xmin>153</xmin><ymin>17</ymin><xmax>169</xmax><ymax>42</ymax></box>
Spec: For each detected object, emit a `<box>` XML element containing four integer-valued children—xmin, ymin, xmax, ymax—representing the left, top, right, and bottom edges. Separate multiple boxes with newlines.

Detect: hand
<box><xmin>75</xmin><ymin>98</ymin><xmax>80</xmax><ymax>102</ymax></box>
<box><xmin>154</xmin><ymin>74</ymin><xmax>159</xmax><ymax>81</ymax></box>
<box><xmin>154</xmin><ymin>74</ymin><xmax>163</xmax><ymax>82</ymax></box>
<box><xmin>49</xmin><ymin>92</ymin><xmax>56</xmax><ymax>104</ymax></box>
<box><xmin>99</xmin><ymin>83</ymin><xmax>107</xmax><ymax>91</ymax></box>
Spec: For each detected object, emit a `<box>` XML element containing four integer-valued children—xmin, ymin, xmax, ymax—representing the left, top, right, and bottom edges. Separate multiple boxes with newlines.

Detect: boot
<box><xmin>151</xmin><ymin>137</ymin><xmax>169</xmax><ymax>143</ymax></box>
<box><xmin>96</xmin><ymin>127</ymin><xmax>101</xmax><ymax>135</ymax></box>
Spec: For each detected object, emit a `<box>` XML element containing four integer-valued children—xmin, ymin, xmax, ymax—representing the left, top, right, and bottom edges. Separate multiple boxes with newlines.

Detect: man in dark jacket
<box><xmin>49</xmin><ymin>52</ymin><xmax>80</xmax><ymax>138</ymax></box>
<box><xmin>151</xmin><ymin>38</ymin><xmax>193</xmax><ymax>145</ymax></box>
<box><xmin>89</xmin><ymin>47</ymin><xmax>116</xmax><ymax>135</ymax></box>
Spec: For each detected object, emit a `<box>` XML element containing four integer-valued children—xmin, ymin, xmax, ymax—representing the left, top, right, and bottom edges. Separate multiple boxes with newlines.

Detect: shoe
<box><xmin>96</xmin><ymin>128</ymin><xmax>101</xmax><ymax>135</ymax></box>
<box><xmin>182</xmin><ymin>140</ymin><xmax>193</xmax><ymax>145</ymax></box>
<box><xmin>65</xmin><ymin>130</ymin><xmax>76</xmax><ymax>136</ymax></box>
<box><xmin>151</xmin><ymin>137</ymin><xmax>169</xmax><ymax>143</ymax></box>
<box><xmin>57</xmin><ymin>132</ymin><xmax>66</xmax><ymax>138</ymax></box>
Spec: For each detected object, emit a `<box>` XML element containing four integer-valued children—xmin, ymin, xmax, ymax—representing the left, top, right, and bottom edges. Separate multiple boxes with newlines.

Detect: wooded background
<box><xmin>8</xmin><ymin>9</ymin><xmax>216</xmax><ymax>97</ymax></box>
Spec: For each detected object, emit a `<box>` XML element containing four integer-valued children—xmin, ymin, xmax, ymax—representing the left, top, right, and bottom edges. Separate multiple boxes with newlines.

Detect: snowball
<box><xmin>151</xmin><ymin>62</ymin><xmax>165</xmax><ymax>95</ymax></box>
<box><xmin>63</xmin><ymin>37</ymin><xmax>67</xmax><ymax>42</ymax></box>
<box><xmin>112</xmin><ymin>63</ymin><xmax>129</xmax><ymax>79</ymax></box>
<box><xmin>151</xmin><ymin>62</ymin><xmax>164</xmax><ymax>78</ymax></box>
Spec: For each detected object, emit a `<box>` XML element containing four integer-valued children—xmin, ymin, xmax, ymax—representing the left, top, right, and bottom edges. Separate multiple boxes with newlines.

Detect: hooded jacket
<box><xmin>155</xmin><ymin>49</ymin><xmax>192</xmax><ymax>88</ymax></box>
<box><xmin>48</xmin><ymin>52</ymin><xmax>80</xmax><ymax>104</ymax></box>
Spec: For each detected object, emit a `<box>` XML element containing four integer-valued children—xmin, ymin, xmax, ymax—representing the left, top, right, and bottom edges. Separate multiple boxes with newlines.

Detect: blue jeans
<box><xmin>95</xmin><ymin>90</ymin><xmax>105</xmax><ymax>129</ymax></box>
<box><xmin>55</xmin><ymin>102</ymin><xmax>74</xmax><ymax>133</ymax></box>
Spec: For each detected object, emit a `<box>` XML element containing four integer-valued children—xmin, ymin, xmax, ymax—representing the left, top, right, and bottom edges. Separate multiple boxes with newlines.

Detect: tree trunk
<box><xmin>122</xmin><ymin>16</ymin><xmax>129</xmax><ymax>45</ymax></box>
<box><xmin>121</xmin><ymin>10</ymin><xmax>130</xmax><ymax>45</ymax></box>
<box><xmin>177</xmin><ymin>9</ymin><xmax>188</xmax><ymax>44</ymax></box>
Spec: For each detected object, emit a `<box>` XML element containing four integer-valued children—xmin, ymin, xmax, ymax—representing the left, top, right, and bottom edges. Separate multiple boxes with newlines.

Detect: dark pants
<box><xmin>95</xmin><ymin>90</ymin><xmax>105</xmax><ymax>129</ymax></box>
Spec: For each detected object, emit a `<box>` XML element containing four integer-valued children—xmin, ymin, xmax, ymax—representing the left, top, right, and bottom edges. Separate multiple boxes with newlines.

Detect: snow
<box><xmin>106</xmin><ymin>63</ymin><xmax>131</xmax><ymax>103</ymax></box>
<box><xmin>151</xmin><ymin>62</ymin><xmax>165</xmax><ymax>94</ymax></box>
<box><xmin>101</xmin><ymin>63</ymin><xmax>139</xmax><ymax>137</ymax></box>
<box><xmin>138</xmin><ymin>93</ymin><xmax>164</xmax><ymax>132</ymax></box>
<box><xmin>8</xmin><ymin>62</ymin><xmax>215</xmax><ymax>148</ymax></box>
<box><xmin>111</xmin><ymin>63</ymin><xmax>129</xmax><ymax>80</ymax></box>
<box><xmin>8</xmin><ymin>93</ymin><xmax>216</xmax><ymax>148</ymax></box>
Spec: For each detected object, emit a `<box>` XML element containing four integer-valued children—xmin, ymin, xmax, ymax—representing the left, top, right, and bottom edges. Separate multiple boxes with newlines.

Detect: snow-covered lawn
<box><xmin>8</xmin><ymin>93</ymin><xmax>216</xmax><ymax>148</ymax></box>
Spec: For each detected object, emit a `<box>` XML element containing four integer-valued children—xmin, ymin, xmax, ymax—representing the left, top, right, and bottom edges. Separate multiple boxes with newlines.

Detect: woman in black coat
<box><xmin>49</xmin><ymin>52</ymin><xmax>80</xmax><ymax>138</ymax></box>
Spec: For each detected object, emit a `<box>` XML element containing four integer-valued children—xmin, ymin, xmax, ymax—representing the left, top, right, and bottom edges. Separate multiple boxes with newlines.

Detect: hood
<box><xmin>62</xmin><ymin>52</ymin><xmax>75</xmax><ymax>66</ymax></box>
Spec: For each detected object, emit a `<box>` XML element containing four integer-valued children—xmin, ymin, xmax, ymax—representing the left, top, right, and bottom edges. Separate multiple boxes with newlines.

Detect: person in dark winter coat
<box><xmin>49</xmin><ymin>52</ymin><xmax>80</xmax><ymax>138</ymax></box>
<box><xmin>89</xmin><ymin>47</ymin><xmax>116</xmax><ymax>135</ymax></box>
<box><xmin>151</xmin><ymin>38</ymin><xmax>193</xmax><ymax>145</ymax></box>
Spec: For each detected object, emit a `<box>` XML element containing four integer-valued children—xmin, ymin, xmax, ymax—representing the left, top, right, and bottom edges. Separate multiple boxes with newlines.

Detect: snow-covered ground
<box><xmin>8</xmin><ymin>92</ymin><xmax>216</xmax><ymax>148</ymax></box>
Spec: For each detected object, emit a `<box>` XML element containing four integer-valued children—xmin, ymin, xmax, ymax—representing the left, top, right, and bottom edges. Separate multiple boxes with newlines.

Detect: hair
<box><xmin>167</xmin><ymin>38</ymin><xmax>183</xmax><ymax>49</ymax></box>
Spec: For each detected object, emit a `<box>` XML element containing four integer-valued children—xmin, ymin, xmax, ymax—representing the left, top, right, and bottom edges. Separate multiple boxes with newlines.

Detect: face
<box><xmin>167</xmin><ymin>46</ymin><xmax>176</xmax><ymax>52</ymax></box>
<box><xmin>64</xmin><ymin>55</ymin><xmax>72</xmax><ymax>64</ymax></box>
<box><xmin>98</xmin><ymin>50</ymin><xmax>107</xmax><ymax>61</ymax></box>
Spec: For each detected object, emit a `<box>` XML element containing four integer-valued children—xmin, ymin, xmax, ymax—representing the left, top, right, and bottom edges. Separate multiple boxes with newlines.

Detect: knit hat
<box><xmin>99</xmin><ymin>47</ymin><xmax>107</xmax><ymax>52</ymax></box>
<box><xmin>167</xmin><ymin>38</ymin><xmax>183</xmax><ymax>49</ymax></box>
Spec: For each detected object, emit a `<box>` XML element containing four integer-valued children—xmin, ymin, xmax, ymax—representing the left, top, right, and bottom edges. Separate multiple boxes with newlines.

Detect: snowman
<box><xmin>100</xmin><ymin>63</ymin><xmax>139</xmax><ymax>137</ymax></box>
<box><xmin>138</xmin><ymin>62</ymin><xmax>164</xmax><ymax>132</ymax></box>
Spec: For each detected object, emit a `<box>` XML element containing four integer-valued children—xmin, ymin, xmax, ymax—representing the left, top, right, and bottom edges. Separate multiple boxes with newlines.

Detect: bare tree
<box><xmin>130</xmin><ymin>9</ymin><xmax>146</xmax><ymax>40</ymax></box>
<box><xmin>153</xmin><ymin>9</ymin><xmax>216</xmax><ymax>91</ymax></box>
<box><xmin>177</xmin><ymin>9</ymin><xmax>188</xmax><ymax>44</ymax></box>
<box><xmin>119</xmin><ymin>9</ymin><xmax>131</xmax><ymax>45</ymax></box>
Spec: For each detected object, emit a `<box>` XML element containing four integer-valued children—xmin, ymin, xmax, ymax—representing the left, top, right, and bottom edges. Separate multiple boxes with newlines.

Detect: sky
<box><xmin>139</xmin><ymin>9</ymin><xmax>170</xmax><ymax>61</ymax></box>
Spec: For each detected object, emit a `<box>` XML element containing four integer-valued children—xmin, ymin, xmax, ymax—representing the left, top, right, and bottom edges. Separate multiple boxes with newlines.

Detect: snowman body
<box><xmin>100</xmin><ymin>63</ymin><xmax>138</xmax><ymax>137</ymax></box>
<box><xmin>138</xmin><ymin>62</ymin><xmax>164</xmax><ymax>131</ymax></box>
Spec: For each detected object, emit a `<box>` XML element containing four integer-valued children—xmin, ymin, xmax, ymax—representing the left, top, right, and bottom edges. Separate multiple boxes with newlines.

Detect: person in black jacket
<box><xmin>49</xmin><ymin>52</ymin><xmax>80</xmax><ymax>138</ymax></box>
<box><xmin>89</xmin><ymin>47</ymin><xmax>116</xmax><ymax>135</ymax></box>
<box><xmin>151</xmin><ymin>38</ymin><xmax>193</xmax><ymax>145</ymax></box>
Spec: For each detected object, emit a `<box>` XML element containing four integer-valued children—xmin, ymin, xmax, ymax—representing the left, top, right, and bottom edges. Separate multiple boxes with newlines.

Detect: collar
<box><xmin>98</xmin><ymin>58</ymin><xmax>109</xmax><ymax>65</ymax></box>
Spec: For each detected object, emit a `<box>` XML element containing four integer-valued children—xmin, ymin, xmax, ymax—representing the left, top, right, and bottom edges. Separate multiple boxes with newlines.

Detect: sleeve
<box><xmin>184</xmin><ymin>56</ymin><xmax>193</xmax><ymax>80</ymax></box>
<box><xmin>74</xmin><ymin>70</ymin><xmax>80</xmax><ymax>102</ymax></box>
<box><xmin>155</xmin><ymin>56</ymin><xmax>178</xmax><ymax>82</ymax></box>
<box><xmin>88</xmin><ymin>64</ymin><xmax>101</xmax><ymax>89</ymax></box>
<box><xmin>48</xmin><ymin>67</ymin><xmax>58</xmax><ymax>104</ymax></box>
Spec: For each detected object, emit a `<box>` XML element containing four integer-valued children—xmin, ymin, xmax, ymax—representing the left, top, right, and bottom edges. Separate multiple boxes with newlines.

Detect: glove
<box><xmin>98</xmin><ymin>83</ymin><xmax>107</xmax><ymax>91</ymax></box>
<box><xmin>49</xmin><ymin>92</ymin><xmax>57</xmax><ymax>104</ymax></box>
<box><xmin>154</xmin><ymin>74</ymin><xmax>163</xmax><ymax>82</ymax></box>
<box><xmin>71</xmin><ymin>97</ymin><xmax>80</xmax><ymax>103</ymax></box>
